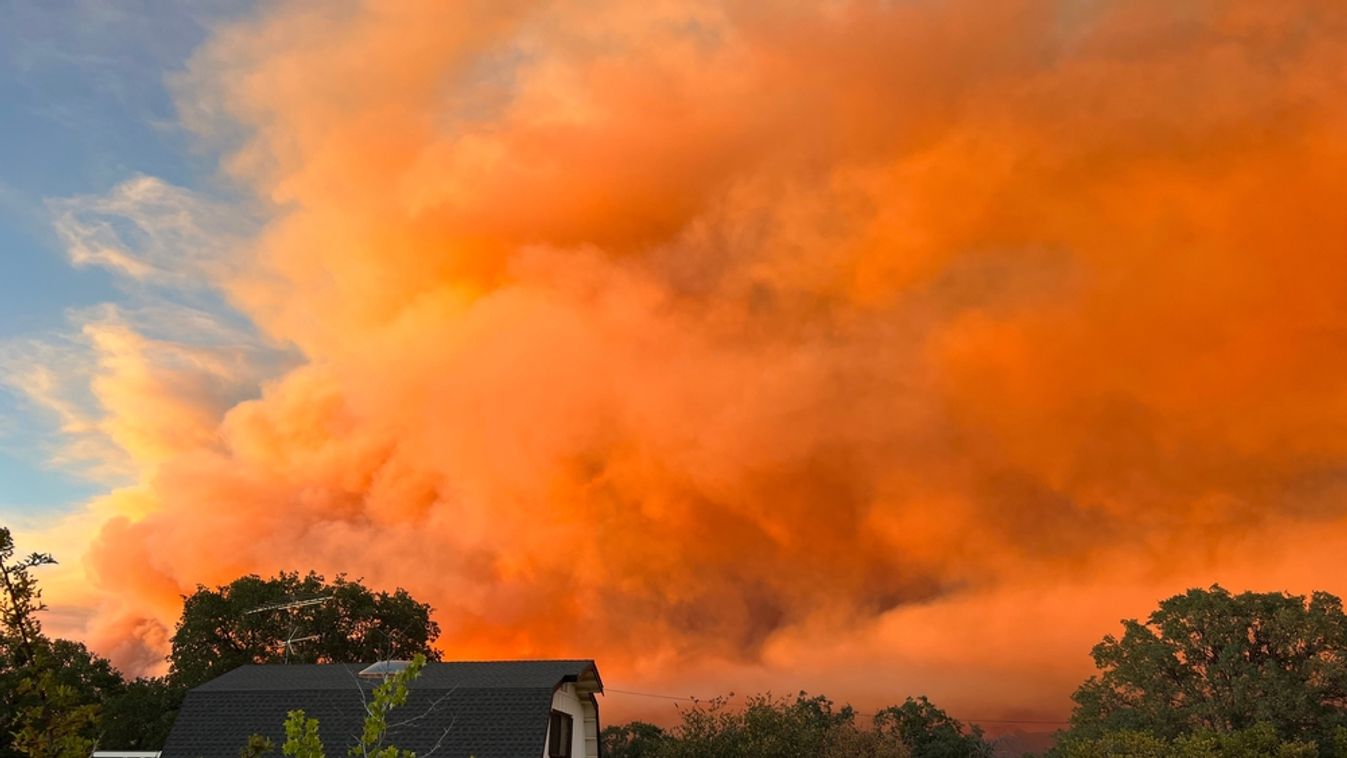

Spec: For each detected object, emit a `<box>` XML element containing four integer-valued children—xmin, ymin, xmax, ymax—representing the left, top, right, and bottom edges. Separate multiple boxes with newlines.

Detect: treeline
<box><xmin>598</xmin><ymin>586</ymin><xmax>1347</xmax><ymax>757</ymax></box>
<box><xmin>8</xmin><ymin>525</ymin><xmax>1347</xmax><ymax>756</ymax></box>
<box><xmin>0</xmin><ymin>526</ymin><xmax>439</xmax><ymax>756</ymax></box>
<box><xmin>601</xmin><ymin>692</ymin><xmax>992</xmax><ymax>757</ymax></box>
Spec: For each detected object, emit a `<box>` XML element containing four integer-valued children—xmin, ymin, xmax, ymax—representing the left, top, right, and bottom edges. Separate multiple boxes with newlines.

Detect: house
<box><xmin>160</xmin><ymin>660</ymin><xmax>604</xmax><ymax>758</ymax></box>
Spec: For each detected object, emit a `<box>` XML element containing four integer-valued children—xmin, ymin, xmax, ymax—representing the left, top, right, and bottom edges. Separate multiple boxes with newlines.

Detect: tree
<box><xmin>658</xmin><ymin>691</ymin><xmax>860</xmax><ymax>757</ymax></box>
<box><xmin>11</xmin><ymin>639</ymin><xmax>125</xmax><ymax>758</ymax></box>
<box><xmin>0</xmin><ymin>528</ymin><xmax>122</xmax><ymax>758</ymax></box>
<box><xmin>1062</xmin><ymin>585</ymin><xmax>1347</xmax><ymax>751</ymax></box>
<box><xmin>1051</xmin><ymin>723</ymin><xmax>1337</xmax><ymax>757</ymax></box>
<box><xmin>243</xmin><ymin>654</ymin><xmax>451</xmax><ymax>758</ymax></box>
<box><xmin>601</xmin><ymin>721</ymin><xmax>669</xmax><ymax>758</ymax></box>
<box><xmin>100</xmin><ymin>676</ymin><xmax>183</xmax><ymax>749</ymax></box>
<box><xmin>10</xmin><ymin>649</ymin><xmax>104</xmax><ymax>758</ymax></box>
<box><xmin>601</xmin><ymin>691</ymin><xmax>989</xmax><ymax>757</ymax></box>
<box><xmin>1</xmin><ymin>526</ymin><xmax>446</xmax><ymax>755</ymax></box>
<box><xmin>0</xmin><ymin>527</ymin><xmax>55</xmax><ymax>667</ymax></box>
<box><xmin>873</xmin><ymin>696</ymin><xmax>993</xmax><ymax>758</ymax></box>
<box><xmin>169</xmin><ymin>571</ymin><xmax>441</xmax><ymax>689</ymax></box>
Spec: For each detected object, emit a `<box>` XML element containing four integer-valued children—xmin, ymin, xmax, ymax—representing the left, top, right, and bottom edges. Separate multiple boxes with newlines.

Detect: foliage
<box><xmin>241</xmin><ymin>734</ymin><xmax>277</xmax><ymax>758</ymax></box>
<box><xmin>101</xmin><ymin>676</ymin><xmax>185</xmax><ymax>749</ymax></box>
<box><xmin>1051</xmin><ymin>728</ymin><xmax>1170</xmax><ymax>757</ymax></box>
<box><xmin>283</xmin><ymin>710</ymin><xmax>326</xmax><ymax>758</ymax></box>
<box><xmin>0</xmin><ymin>527</ymin><xmax>56</xmax><ymax>666</ymax></box>
<box><xmin>1051</xmin><ymin>723</ymin><xmax>1334</xmax><ymax>757</ymax></box>
<box><xmin>170</xmin><ymin>571</ymin><xmax>441</xmax><ymax>689</ymax></box>
<box><xmin>2</xmin><ymin>526</ymin><xmax>184</xmax><ymax>756</ymax></box>
<box><xmin>11</xmin><ymin>639</ymin><xmax>124</xmax><ymax>757</ymax></box>
<box><xmin>353</xmin><ymin>654</ymin><xmax>424</xmax><ymax>758</ymax></box>
<box><xmin>874</xmin><ymin>696</ymin><xmax>993</xmax><ymax>758</ymax></box>
<box><xmin>10</xmin><ymin>665</ymin><xmax>100</xmax><ymax>758</ymax></box>
<box><xmin>244</xmin><ymin>654</ymin><xmax>428</xmax><ymax>758</ymax></box>
<box><xmin>602</xmin><ymin>691</ymin><xmax>990</xmax><ymax>757</ymax></box>
<box><xmin>823</xmin><ymin>722</ymin><xmax>912</xmax><ymax>758</ymax></box>
<box><xmin>601</xmin><ymin>721</ymin><xmax>669</xmax><ymax>758</ymax></box>
<box><xmin>2</xmin><ymin>526</ymin><xmax>445</xmax><ymax>755</ymax></box>
<box><xmin>1</xmin><ymin>528</ymin><xmax>121</xmax><ymax>758</ymax></box>
<box><xmin>667</xmin><ymin>692</ymin><xmax>856</xmax><ymax>757</ymax></box>
<box><xmin>21</xmin><ymin>525</ymin><xmax>1346</xmax><ymax>758</ymax></box>
<box><xmin>1063</xmin><ymin>585</ymin><xmax>1347</xmax><ymax>751</ymax></box>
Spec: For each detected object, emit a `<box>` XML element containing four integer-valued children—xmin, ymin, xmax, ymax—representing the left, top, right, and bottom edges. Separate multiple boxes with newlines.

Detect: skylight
<box><xmin>357</xmin><ymin>660</ymin><xmax>412</xmax><ymax>679</ymax></box>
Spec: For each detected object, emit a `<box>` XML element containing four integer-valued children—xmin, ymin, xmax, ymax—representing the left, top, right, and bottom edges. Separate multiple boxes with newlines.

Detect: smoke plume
<box><xmin>23</xmin><ymin>0</ymin><xmax>1347</xmax><ymax>720</ymax></box>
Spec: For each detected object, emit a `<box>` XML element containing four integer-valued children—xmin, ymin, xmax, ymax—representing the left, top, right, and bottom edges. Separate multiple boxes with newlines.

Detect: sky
<box><xmin>4</xmin><ymin>0</ymin><xmax>1347</xmax><ymax>731</ymax></box>
<box><xmin>0</xmin><ymin>1</ymin><xmax>250</xmax><ymax>510</ymax></box>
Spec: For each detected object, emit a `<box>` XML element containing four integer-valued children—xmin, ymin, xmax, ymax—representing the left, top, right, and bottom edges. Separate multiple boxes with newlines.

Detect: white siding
<box><xmin>544</xmin><ymin>683</ymin><xmax>594</xmax><ymax>758</ymax></box>
<box><xmin>582</xmin><ymin>697</ymin><xmax>599</xmax><ymax>757</ymax></box>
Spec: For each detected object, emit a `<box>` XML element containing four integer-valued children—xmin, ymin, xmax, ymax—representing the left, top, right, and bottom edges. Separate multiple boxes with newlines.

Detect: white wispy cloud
<box><xmin>47</xmin><ymin>173</ymin><xmax>249</xmax><ymax>287</ymax></box>
<box><xmin>0</xmin><ymin>175</ymin><xmax>291</xmax><ymax>485</ymax></box>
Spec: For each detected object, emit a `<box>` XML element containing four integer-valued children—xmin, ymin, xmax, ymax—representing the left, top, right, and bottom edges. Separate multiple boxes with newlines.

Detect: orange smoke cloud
<box><xmin>37</xmin><ymin>0</ymin><xmax>1347</xmax><ymax>721</ymax></box>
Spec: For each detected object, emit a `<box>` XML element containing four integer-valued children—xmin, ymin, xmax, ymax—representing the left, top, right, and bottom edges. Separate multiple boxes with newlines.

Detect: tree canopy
<box><xmin>169</xmin><ymin>571</ymin><xmax>441</xmax><ymax>689</ymax></box>
<box><xmin>1060</xmin><ymin>585</ymin><xmax>1347</xmax><ymax>753</ymax></box>
<box><xmin>873</xmin><ymin>696</ymin><xmax>993</xmax><ymax>758</ymax></box>
<box><xmin>1051</xmin><ymin>722</ymin><xmax>1341</xmax><ymax>758</ymax></box>
<box><xmin>2</xmin><ymin>525</ymin><xmax>445</xmax><ymax>755</ymax></box>
<box><xmin>600</xmin><ymin>691</ymin><xmax>991</xmax><ymax>758</ymax></box>
<box><xmin>1</xmin><ymin>527</ymin><xmax>119</xmax><ymax>758</ymax></box>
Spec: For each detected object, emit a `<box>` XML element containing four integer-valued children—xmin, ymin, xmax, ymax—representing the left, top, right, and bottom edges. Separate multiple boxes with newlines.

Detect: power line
<box><xmin>962</xmin><ymin>718</ymin><xmax>1069</xmax><ymax>726</ymax></box>
<box><xmin>605</xmin><ymin>687</ymin><xmax>695</xmax><ymax>701</ymax></box>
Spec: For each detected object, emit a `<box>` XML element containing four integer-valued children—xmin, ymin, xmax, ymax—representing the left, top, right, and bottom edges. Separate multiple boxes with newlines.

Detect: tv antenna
<box><xmin>243</xmin><ymin>595</ymin><xmax>333</xmax><ymax>663</ymax></box>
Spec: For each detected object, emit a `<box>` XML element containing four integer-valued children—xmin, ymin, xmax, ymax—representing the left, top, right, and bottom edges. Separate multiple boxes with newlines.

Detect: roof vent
<box><xmin>357</xmin><ymin>660</ymin><xmax>412</xmax><ymax>680</ymax></box>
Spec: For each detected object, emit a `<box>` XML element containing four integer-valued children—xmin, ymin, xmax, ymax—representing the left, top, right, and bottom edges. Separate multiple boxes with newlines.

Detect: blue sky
<box><xmin>0</xmin><ymin>1</ymin><xmax>251</xmax><ymax>514</ymax></box>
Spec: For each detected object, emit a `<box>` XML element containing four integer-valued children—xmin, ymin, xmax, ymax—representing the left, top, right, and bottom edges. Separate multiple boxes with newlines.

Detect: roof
<box><xmin>161</xmin><ymin>660</ymin><xmax>602</xmax><ymax>758</ymax></box>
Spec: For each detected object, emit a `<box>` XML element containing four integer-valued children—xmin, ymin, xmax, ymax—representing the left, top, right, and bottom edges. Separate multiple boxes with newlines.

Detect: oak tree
<box><xmin>1064</xmin><ymin>586</ymin><xmax>1347</xmax><ymax>751</ymax></box>
<box><xmin>169</xmin><ymin>571</ymin><xmax>441</xmax><ymax>689</ymax></box>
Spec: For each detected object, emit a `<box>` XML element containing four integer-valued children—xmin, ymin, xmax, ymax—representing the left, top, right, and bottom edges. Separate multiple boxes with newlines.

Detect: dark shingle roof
<box><xmin>161</xmin><ymin>660</ymin><xmax>600</xmax><ymax>758</ymax></box>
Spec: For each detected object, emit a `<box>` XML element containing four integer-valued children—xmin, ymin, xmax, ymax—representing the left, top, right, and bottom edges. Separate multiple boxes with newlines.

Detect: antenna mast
<box><xmin>243</xmin><ymin>595</ymin><xmax>333</xmax><ymax>663</ymax></box>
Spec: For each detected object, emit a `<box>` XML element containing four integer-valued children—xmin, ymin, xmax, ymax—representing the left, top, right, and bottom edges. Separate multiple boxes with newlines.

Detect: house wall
<box><xmin>545</xmin><ymin>683</ymin><xmax>594</xmax><ymax>758</ymax></box>
<box><xmin>581</xmin><ymin>696</ymin><xmax>599</xmax><ymax>757</ymax></box>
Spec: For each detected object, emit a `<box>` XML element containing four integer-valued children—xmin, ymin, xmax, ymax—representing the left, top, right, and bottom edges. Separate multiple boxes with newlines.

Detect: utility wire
<box><xmin>605</xmin><ymin>687</ymin><xmax>696</xmax><ymax>701</ymax></box>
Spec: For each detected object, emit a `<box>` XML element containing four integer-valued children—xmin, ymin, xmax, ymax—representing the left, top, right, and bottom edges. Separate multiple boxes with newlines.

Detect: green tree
<box><xmin>659</xmin><ymin>691</ymin><xmax>859</xmax><ymax>757</ymax></box>
<box><xmin>601</xmin><ymin>721</ymin><xmax>669</xmax><ymax>758</ymax></box>
<box><xmin>822</xmin><ymin>722</ymin><xmax>912</xmax><ymax>758</ymax></box>
<box><xmin>603</xmin><ymin>691</ymin><xmax>988</xmax><ymax>757</ymax></box>
<box><xmin>170</xmin><ymin>571</ymin><xmax>441</xmax><ymax>689</ymax></box>
<box><xmin>350</xmin><ymin>654</ymin><xmax>423</xmax><ymax>758</ymax></box>
<box><xmin>11</xmin><ymin>657</ymin><xmax>102</xmax><ymax>758</ymax></box>
<box><xmin>0</xmin><ymin>526</ymin><xmax>55</xmax><ymax>667</ymax></box>
<box><xmin>873</xmin><ymin>696</ymin><xmax>993</xmax><ymax>758</ymax></box>
<box><xmin>1176</xmin><ymin>722</ymin><xmax>1320</xmax><ymax>757</ymax></box>
<box><xmin>1</xmin><ymin>527</ymin><xmax>446</xmax><ymax>754</ymax></box>
<box><xmin>101</xmin><ymin>676</ymin><xmax>184</xmax><ymax>749</ymax></box>
<box><xmin>1063</xmin><ymin>585</ymin><xmax>1347</xmax><ymax>751</ymax></box>
<box><xmin>1052</xmin><ymin>723</ymin><xmax>1331</xmax><ymax>757</ymax></box>
<box><xmin>0</xmin><ymin>527</ymin><xmax>132</xmax><ymax>758</ymax></box>
<box><xmin>0</xmin><ymin>528</ymin><xmax>122</xmax><ymax>758</ymax></box>
<box><xmin>1051</xmin><ymin>728</ymin><xmax>1174</xmax><ymax>758</ymax></box>
<box><xmin>240</xmin><ymin>734</ymin><xmax>276</xmax><ymax>758</ymax></box>
<box><xmin>282</xmin><ymin>710</ymin><xmax>326</xmax><ymax>758</ymax></box>
<box><xmin>243</xmin><ymin>654</ymin><xmax>430</xmax><ymax>758</ymax></box>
